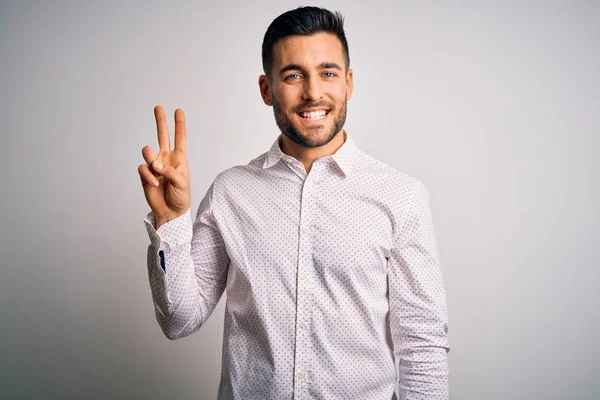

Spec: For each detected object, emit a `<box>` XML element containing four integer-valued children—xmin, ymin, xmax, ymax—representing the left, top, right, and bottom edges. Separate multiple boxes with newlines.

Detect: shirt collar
<box><xmin>262</xmin><ymin>131</ymin><xmax>357</xmax><ymax>176</ymax></box>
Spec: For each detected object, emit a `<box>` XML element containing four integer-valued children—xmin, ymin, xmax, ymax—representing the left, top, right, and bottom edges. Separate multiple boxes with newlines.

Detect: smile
<box><xmin>297</xmin><ymin>110</ymin><xmax>330</xmax><ymax>121</ymax></box>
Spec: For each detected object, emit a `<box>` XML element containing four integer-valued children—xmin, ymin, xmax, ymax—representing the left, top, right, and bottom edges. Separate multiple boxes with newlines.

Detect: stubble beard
<box><xmin>272</xmin><ymin>94</ymin><xmax>348</xmax><ymax>149</ymax></box>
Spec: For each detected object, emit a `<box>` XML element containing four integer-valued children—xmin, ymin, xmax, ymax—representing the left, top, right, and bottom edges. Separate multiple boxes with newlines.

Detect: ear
<box><xmin>258</xmin><ymin>75</ymin><xmax>273</xmax><ymax>106</ymax></box>
<box><xmin>345</xmin><ymin>68</ymin><xmax>354</xmax><ymax>101</ymax></box>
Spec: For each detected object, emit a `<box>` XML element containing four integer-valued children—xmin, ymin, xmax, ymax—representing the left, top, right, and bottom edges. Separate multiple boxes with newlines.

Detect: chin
<box><xmin>288</xmin><ymin>126</ymin><xmax>339</xmax><ymax>148</ymax></box>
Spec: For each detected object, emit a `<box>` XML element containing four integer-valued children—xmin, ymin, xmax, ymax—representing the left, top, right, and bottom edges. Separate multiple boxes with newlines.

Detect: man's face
<box><xmin>259</xmin><ymin>32</ymin><xmax>353</xmax><ymax>148</ymax></box>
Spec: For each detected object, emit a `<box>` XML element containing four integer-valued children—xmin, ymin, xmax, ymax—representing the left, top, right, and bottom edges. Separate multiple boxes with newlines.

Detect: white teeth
<box><xmin>301</xmin><ymin>110</ymin><xmax>327</xmax><ymax>120</ymax></box>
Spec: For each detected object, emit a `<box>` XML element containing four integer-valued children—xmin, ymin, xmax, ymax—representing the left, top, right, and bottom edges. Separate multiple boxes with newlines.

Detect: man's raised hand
<box><xmin>138</xmin><ymin>106</ymin><xmax>190</xmax><ymax>229</ymax></box>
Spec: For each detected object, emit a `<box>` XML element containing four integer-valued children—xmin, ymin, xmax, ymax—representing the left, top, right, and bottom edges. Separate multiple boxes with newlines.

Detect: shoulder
<box><xmin>209</xmin><ymin>151</ymin><xmax>270</xmax><ymax>196</ymax></box>
<box><xmin>215</xmin><ymin>151</ymin><xmax>267</xmax><ymax>179</ymax></box>
<box><xmin>352</xmin><ymin>147</ymin><xmax>426</xmax><ymax>195</ymax></box>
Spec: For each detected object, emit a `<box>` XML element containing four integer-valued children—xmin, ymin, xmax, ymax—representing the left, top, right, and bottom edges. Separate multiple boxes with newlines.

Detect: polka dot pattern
<box><xmin>143</xmin><ymin>132</ymin><xmax>450</xmax><ymax>399</ymax></box>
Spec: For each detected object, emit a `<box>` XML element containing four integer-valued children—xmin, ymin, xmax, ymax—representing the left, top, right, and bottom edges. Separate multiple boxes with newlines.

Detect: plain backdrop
<box><xmin>1</xmin><ymin>1</ymin><xmax>598</xmax><ymax>399</ymax></box>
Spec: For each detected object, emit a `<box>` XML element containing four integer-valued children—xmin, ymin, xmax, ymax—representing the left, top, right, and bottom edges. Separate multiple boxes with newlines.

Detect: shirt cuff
<box><xmin>143</xmin><ymin>208</ymin><xmax>193</xmax><ymax>252</ymax></box>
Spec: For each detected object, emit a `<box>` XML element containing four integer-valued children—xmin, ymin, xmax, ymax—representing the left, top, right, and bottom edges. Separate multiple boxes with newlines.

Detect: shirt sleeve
<box><xmin>143</xmin><ymin>181</ymin><xmax>230</xmax><ymax>340</ymax></box>
<box><xmin>388</xmin><ymin>179</ymin><xmax>451</xmax><ymax>399</ymax></box>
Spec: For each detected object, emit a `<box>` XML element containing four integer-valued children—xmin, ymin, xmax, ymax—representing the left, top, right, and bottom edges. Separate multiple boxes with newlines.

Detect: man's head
<box><xmin>259</xmin><ymin>7</ymin><xmax>354</xmax><ymax>148</ymax></box>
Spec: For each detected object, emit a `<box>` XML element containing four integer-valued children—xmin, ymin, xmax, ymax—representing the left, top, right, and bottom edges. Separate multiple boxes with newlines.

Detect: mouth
<box><xmin>296</xmin><ymin>109</ymin><xmax>331</xmax><ymax>122</ymax></box>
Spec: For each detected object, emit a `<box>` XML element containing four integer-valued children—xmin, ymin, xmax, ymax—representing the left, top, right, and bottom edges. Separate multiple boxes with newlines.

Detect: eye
<box><xmin>322</xmin><ymin>72</ymin><xmax>337</xmax><ymax>78</ymax></box>
<box><xmin>285</xmin><ymin>74</ymin><xmax>302</xmax><ymax>81</ymax></box>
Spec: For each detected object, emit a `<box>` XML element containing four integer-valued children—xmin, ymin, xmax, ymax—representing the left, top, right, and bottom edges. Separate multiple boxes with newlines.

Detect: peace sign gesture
<box><xmin>138</xmin><ymin>105</ymin><xmax>190</xmax><ymax>229</ymax></box>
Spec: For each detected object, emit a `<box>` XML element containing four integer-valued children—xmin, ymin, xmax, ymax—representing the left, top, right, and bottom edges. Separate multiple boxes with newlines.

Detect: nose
<box><xmin>302</xmin><ymin>75</ymin><xmax>323</xmax><ymax>101</ymax></box>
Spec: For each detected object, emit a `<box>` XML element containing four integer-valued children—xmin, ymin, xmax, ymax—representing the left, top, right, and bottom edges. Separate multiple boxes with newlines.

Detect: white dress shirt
<box><xmin>143</xmin><ymin>132</ymin><xmax>450</xmax><ymax>399</ymax></box>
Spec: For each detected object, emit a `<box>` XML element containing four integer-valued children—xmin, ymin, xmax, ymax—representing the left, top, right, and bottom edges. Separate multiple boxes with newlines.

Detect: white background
<box><xmin>1</xmin><ymin>1</ymin><xmax>598</xmax><ymax>399</ymax></box>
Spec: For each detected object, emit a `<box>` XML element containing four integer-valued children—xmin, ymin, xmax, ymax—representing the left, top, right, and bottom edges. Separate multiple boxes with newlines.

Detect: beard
<box><xmin>271</xmin><ymin>94</ymin><xmax>347</xmax><ymax>149</ymax></box>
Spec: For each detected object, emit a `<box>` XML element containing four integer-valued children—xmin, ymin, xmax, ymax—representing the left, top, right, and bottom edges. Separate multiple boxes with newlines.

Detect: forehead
<box><xmin>273</xmin><ymin>32</ymin><xmax>345</xmax><ymax>68</ymax></box>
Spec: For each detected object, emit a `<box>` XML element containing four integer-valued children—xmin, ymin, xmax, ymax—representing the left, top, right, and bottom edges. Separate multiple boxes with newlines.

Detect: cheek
<box><xmin>272</xmin><ymin>88</ymin><xmax>287</xmax><ymax>105</ymax></box>
<box><xmin>275</xmin><ymin>84</ymin><xmax>303</xmax><ymax>103</ymax></box>
<box><xmin>332</xmin><ymin>85</ymin><xmax>348</xmax><ymax>101</ymax></box>
<box><xmin>319</xmin><ymin>82</ymin><xmax>346</xmax><ymax>105</ymax></box>
<box><xmin>274</xmin><ymin>95</ymin><xmax>297</xmax><ymax>115</ymax></box>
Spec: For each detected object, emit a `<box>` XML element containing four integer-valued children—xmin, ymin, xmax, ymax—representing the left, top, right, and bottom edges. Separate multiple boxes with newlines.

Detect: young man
<box><xmin>138</xmin><ymin>6</ymin><xmax>450</xmax><ymax>400</ymax></box>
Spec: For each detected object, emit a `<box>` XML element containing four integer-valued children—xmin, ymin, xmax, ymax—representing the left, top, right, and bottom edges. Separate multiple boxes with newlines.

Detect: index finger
<box><xmin>174</xmin><ymin>108</ymin><xmax>187</xmax><ymax>152</ymax></box>
<box><xmin>154</xmin><ymin>105</ymin><xmax>171</xmax><ymax>152</ymax></box>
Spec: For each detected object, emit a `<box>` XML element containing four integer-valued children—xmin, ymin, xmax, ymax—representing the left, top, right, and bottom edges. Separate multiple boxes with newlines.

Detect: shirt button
<box><xmin>296</xmin><ymin>371</ymin><xmax>305</xmax><ymax>379</ymax></box>
<box><xmin>301</xmin><ymin>224</ymin><xmax>309</xmax><ymax>234</ymax></box>
<box><xmin>299</xmin><ymin>320</ymin><xmax>307</xmax><ymax>329</ymax></box>
<box><xmin>300</xmin><ymin>271</ymin><xmax>307</xmax><ymax>281</ymax></box>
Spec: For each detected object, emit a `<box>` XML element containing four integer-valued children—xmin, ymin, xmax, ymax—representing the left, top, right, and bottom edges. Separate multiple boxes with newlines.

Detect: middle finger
<box><xmin>154</xmin><ymin>105</ymin><xmax>171</xmax><ymax>152</ymax></box>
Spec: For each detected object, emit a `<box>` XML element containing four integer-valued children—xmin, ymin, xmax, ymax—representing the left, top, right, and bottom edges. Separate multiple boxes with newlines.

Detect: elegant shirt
<box><xmin>143</xmin><ymin>132</ymin><xmax>450</xmax><ymax>400</ymax></box>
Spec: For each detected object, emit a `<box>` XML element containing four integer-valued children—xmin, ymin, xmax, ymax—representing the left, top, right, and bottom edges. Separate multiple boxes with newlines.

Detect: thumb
<box><xmin>152</xmin><ymin>160</ymin><xmax>187</xmax><ymax>189</ymax></box>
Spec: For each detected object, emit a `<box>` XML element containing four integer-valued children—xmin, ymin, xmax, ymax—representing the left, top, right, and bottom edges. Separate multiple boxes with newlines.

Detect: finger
<box><xmin>139</xmin><ymin>164</ymin><xmax>159</xmax><ymax>187</ymax></box>
<box><xmin>141</xmin><ymin>145</ymin><xmax>161</xmax><ymax>178</ymax></box>
<box><xmin>141</xmin><ymin>145</ymin><xmax>159</xmax><ymax>167</ymax></box>
<box><xmin>154</xmin><ymin>105</ymin><xmax>171</xmax><ymax>152</ymax></box>
<box><xmin>152</xmin><ymin>160</ymin><xmax>187</xmax><ymax>190</ymax></box>
<box><xmin>174</xmin><ymin>108</ymin><xmax>187</xmax><ymax>152</ymax></box>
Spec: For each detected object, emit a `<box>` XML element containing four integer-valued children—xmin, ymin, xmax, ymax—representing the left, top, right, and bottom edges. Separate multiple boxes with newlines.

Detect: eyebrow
<box><xmin>279</xmin><ymin>62</ymin><xmax>343</xmax><ymax>76</ymax></box>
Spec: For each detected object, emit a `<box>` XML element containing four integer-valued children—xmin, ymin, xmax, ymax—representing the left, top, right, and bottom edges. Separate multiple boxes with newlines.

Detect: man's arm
<box><xmin>388</xmin><ymin>179</ymin><xmax>450</xmax><ymax>399</ymax></box>
<box><xmin>143</xmin><ymin>181</ymin><xmax>229</xmax><ymax>340</ymax></box>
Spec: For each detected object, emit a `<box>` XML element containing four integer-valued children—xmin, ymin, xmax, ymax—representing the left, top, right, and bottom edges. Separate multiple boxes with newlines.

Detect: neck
<box><xmin>280</xmin><ymin>130</ymin><xmax>346</xmax><ymax>174</ymax></box>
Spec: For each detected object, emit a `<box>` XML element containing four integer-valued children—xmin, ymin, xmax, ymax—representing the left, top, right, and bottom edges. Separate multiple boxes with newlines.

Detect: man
<box><xmin>138</xmin><ymin>6</ymin><xmax>450</xmax><ymax>400</ymax></box>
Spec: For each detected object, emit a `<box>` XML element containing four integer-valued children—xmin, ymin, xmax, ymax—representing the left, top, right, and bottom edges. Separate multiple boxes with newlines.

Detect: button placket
<box><xmin>293</xmin><ymin>177</ymin><xmax>314</xmax><ymax>397</ymax></box>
